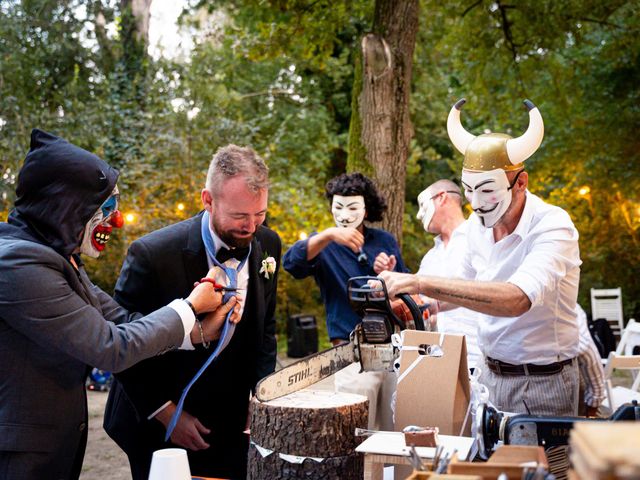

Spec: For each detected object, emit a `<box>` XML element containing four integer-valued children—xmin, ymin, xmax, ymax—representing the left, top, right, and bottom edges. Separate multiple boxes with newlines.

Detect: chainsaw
<box><xmin>476</xmin><ymin>400</ymin><xmax>640</xmax><ymax>459</ymax></box>
<box><xmin>255</xmin><ymin>276</ymin><xmax>428</xmax><ymax>402</ymax></box>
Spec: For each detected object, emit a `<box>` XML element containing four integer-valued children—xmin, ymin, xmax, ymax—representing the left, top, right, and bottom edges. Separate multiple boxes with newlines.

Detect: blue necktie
<box><xmin>165</xmin><ymin>212</ymin><xmax>250</xmax><ymax>441</ymax></box>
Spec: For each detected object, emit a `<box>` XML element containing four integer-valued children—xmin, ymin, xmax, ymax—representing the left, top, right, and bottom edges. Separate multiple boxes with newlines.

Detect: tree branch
<box><xmin>300</xmin><ymin>0</ymin><xmax>324</xmax><ymax>14</ymax></box>
<box><xmin>462</xmin><ymin>0</ymin><xmax>483</xmax><ymax>18</ymax></box>
<box><xmin>565</xmin><ymin>16</ymin><xmax>623</xmax><ymax>29</ymax></box>
<box><xmin>494</xmin><ymin>1</ymin><xmax>527</xmax><ymax>92</ymax></box>
<box><xmin>237</xmin><ymin>89</ymin><xmax>297</xmax><ymax>99</ymax></box>
<box><xmin>497</xmin><ymin>1</ymin><xmax>518</xmax><ymax>62</ymax></box>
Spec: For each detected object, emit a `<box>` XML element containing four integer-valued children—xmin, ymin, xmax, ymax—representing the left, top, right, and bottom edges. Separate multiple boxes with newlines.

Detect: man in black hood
<box><xmin>0</xmin><ymin>129</ymin><xmax>239</xmax><ymax>480</ymax></box>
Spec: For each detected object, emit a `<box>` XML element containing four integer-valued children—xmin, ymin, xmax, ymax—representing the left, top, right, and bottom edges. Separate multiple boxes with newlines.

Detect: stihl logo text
<box><xmin>288</xmin><ymin>367</ymin><xmax>311</xmax><ymax>386</ymax></box>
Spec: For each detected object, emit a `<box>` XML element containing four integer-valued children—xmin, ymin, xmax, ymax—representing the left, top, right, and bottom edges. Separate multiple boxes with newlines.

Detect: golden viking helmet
<box><xmin>447</xmin><ymin>99</ymin><xmax>544</xmax><ymax>172</ymax></box>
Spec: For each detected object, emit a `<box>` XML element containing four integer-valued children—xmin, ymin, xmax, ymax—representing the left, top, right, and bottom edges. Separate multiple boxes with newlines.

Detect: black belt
<box><xmin>486</xmin><ymin>356</ymin><xmax>574</xmax><ymax>376</ymax></box>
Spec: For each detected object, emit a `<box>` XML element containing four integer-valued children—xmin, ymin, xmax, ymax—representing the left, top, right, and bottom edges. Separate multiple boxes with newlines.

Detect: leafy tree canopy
<box><xmin>1</xmin><ymin>0</ymin><xmax>638</xmax><ymax>346</ymax></box>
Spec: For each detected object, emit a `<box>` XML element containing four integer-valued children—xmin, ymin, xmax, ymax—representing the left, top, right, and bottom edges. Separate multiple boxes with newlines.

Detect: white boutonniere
<box><xmin>260</xmin><ymin>254</ymin><xmax>277</xmax><ymax>280</ymax></box>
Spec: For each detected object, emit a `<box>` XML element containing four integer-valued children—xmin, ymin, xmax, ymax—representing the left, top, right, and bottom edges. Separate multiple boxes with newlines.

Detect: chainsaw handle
<box><xmin>397</xmin><ymin>293</ymin><xmax>426</xmax><ymax>331</ymax></box>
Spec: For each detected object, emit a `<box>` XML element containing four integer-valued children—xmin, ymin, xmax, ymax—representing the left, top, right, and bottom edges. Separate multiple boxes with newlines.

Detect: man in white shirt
<box><xmin>415</xmin><ymin>179</ymin><xmax>482</xmax><ymax>368</ymax></box>
<box><xmin>380</xmin><ymin>99</ymin><xmax>581</xmax><ymax>416</ymax></box>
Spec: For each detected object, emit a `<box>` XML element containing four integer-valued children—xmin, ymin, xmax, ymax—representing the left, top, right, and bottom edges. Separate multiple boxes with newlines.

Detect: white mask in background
<box><xmin>461</xmin><ymin>169</ymin><xmax>521</xmax><ymax>228</ymax></box>
<box><xmin>331</xmin><ymin>194</ymin><xmax>366</xmax><ymax>229</ymax></box>
<box><xmin>416</xmin><ymin>187</ymin><xmax>437</xmax><ymax>233</ymax></box>
<box><xmin>79</xmin><ymin>186</ymin><xmax>122</xmax><ymax>258</ymax></box>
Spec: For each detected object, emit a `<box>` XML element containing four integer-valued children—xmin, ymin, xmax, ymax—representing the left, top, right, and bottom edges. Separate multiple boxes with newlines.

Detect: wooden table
<box><xmin>355</xmin><ymin>432</ymin><xmax>475</xmax><ymax>480</ymax></box>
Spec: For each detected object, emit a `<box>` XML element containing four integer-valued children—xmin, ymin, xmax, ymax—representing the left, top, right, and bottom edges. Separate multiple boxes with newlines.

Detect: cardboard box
<box><xmin>395</xmin><ymin>331</ymin><xmax>471</xmax><ymax>437</ymax></box>
<box><xmin>405</xmin><ymin>472</ymin><xmax>482</xmax><ymax>480</ymax></box>
<box><xmin>448</xmin><ymin>445</ymin><xmax>547</xmax><ymax>479</ymax></box>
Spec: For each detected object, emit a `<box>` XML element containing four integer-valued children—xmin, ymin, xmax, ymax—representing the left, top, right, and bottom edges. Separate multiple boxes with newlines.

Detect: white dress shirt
<box><xmin>460</xmin><ymin>191</ymin><xmax>581</xmax><ymax>364</ymax></box>
<box><xmin>417</xmin><ymin>221</ymin><xmax>482</xmax><ymax>368</ymax></box>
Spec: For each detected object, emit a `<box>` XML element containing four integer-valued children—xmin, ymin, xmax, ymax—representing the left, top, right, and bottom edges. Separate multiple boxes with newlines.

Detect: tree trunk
<box><xmin>104</xmin><ymin>1</ymin><xmax>151</xmax><ymax>171</ymax></box>
<box><xmin>348</xmin><ymin>0</ymin><xmax>419</xmax><ymax>247</ymax></box>
<box><xmin>122</xmin><ymin>0</ymin><xmax>152</xmax><ymax>43</ymax></box>
<box><xmin>248</xmin><ymin>390</ymin><xmax>368</xmax><ymax>479</ymax></box>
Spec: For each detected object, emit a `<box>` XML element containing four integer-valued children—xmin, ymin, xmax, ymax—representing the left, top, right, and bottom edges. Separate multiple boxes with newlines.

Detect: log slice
<box><xmin>248</xmin><ymin>389</ymin><xmax>368</xmax><ymax>479</ymax></box>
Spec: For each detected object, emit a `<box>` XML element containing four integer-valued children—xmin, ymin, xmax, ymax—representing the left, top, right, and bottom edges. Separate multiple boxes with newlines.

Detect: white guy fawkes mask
<box><xmin>416</xmin><ymin>187</ymin><xmax>437</xmax><ymax>233</ymax></box>
<box><xmin>331</xmin><ymin>195</ymin><xmax>366</xmax><ymax>229</ymax></box>
<box><xmin>461</xmin><ymin>169</ymin><xmax>516</xmax><ymax>228</ymax></box>
<box><xmin>79</xmin><ymin>186</ymin><xmax>122</xmax><ymax>258</ymax></box>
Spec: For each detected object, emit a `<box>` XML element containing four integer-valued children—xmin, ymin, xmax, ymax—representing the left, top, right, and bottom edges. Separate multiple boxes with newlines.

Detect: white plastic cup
<box><xmin>148</xmin><ymin>448</ymin><xmax>192</xmax><ymax>480</ymax></box>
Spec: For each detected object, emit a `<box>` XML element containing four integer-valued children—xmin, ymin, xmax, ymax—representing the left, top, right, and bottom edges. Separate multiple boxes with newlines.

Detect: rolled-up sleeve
<box><xmin>508</xmin><ymin>220</ymin><xmax>581</xmax><ymax>308</ymax></box>
<box><xmin>282</xmin><ymin>236</ymin><xmax>317</xmax><ymax>279</ymax></box>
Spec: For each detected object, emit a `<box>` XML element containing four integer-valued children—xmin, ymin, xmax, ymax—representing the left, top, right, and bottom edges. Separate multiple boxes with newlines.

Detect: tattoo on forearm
<box><xmin>434</xmin><ymin>288</ymin><xmax>492</xmax><ymax>304</ymax></box>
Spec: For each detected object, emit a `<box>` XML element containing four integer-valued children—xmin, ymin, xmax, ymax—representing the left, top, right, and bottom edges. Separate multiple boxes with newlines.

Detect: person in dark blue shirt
<box><xmin>283</xmin><ymin>173</ymin><xmax>406</xmax><ymax>430</ymax></box>
<box><xmin>283</xmin><ymin>172</ymin><xmax>407</xmax><ymax>343</ymax></box>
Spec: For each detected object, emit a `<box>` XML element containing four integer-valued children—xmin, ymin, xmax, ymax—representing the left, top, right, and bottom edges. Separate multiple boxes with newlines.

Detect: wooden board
<box><xmin>569</xmin><ymin>422</ymin><xmax>640</xmax><ymax>479</ymax></box>
<box><xmin>405</xmin><ymin>473</ymin><xmax>482</xmax><ymax>480</ymax></box>
<box><xmin>449</xmin><ymin>445</ymin><xmax>549</xmax><ymax>480</ymax></box>
<box><xmin>355</xmin><ymin>431</ymin><xmax>475</xmax><ymax>460</ymax></box>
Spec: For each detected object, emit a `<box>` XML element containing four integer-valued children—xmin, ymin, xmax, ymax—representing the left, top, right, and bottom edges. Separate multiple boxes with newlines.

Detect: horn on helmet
<box><xmin>446</xmin><ymin>98</ymin><xmax>476</xmax><ymax>155</ymax></box>
<box><xmin>505</xmin><ymin>99</ymin><xmax>544</xmax><ymax>165</ymax></box>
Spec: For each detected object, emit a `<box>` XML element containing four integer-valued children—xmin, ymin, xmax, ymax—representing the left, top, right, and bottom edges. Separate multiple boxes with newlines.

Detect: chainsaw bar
<box><xmin>255</xmin><ymin>343</ymin><xmax>355</xmax><ymax>402</ymax></box>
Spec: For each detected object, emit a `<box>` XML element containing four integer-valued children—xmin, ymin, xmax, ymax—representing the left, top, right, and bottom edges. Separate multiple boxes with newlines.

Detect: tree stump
<box><xmin>248</xmin><ymin>389</ymin><xmax>368</xmax><ymax>479</ymax></box>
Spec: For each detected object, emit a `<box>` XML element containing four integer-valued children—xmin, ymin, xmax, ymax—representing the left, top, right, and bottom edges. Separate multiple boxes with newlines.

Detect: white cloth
<box><xmin>417</xmin><ymin>221</ymin><xmax>482</xmax><ymax>368</ymax></box>
<box><xmin>334</xmin><ymin>363</ymin><xmax>396</xmax><ymax>431</ymax></box>
<box><xmin>460</xmin><ymin>191</ymin><xmax>581</xmax><ymax>364</ymax></box>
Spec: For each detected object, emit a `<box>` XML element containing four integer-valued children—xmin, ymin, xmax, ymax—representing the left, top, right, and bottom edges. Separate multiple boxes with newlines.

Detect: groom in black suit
<box><xmin>104</xmin><ymin>145</ymin><xmax>281</xmax><ymax>480</ymax></box>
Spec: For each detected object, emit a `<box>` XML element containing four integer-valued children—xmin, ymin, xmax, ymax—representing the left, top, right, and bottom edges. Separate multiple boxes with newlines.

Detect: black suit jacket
<box><xmin>104</xmin><ymin>213</ymin><xmax>280</xmax><ymax>479</ymax></box>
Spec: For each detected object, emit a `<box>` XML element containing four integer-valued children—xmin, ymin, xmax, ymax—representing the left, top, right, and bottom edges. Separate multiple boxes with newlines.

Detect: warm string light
<box><xmin>124</xmin><ymin>212</ymin><xmax>137</xmax><ymax>224</ymax></box>
<box><xmin>298</xmin><ymin>231</ymin><xmax>308</xmax><ymax>240</ymax></box>
<box><xmin>578</xmin><ymin>186</ymin><xmax>591</xmax><ymax>196</ymax></box>
<box><xmin>177</xmin><ymin>203</ymin><xmax>185</xmax><ymax>211</ymax></box>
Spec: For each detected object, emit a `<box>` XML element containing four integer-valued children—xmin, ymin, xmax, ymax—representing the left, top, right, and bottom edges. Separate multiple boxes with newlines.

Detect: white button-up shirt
<box><xmin>417</xmin><ymin>221</ymin><xmax>482</xmax><ymax>368</ymax></box>
<box><xmin>460</xmin><ymin>191</ymin><xmax>581</xmax><ymax>364</ymax></box>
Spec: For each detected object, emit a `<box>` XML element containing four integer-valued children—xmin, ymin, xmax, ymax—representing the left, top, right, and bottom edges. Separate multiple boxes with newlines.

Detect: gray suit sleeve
<box><xmin>0</xmin><ymin>243</ymin><xmax>184</xmax><ymax>372</ymax></box>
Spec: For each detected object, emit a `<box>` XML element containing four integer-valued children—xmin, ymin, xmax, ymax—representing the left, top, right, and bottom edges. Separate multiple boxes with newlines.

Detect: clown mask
<box><xmin>461</xmin><ymin>169</ymin><xmax>521</xmax><ymax>228</ymax></box>
<box><xmin>416</xmin><ymin>187</ymin><xmax>437</xmax><ymax>233</ymax></box>
<box><xmin>331</xmin><ymin>195</ymin><xmax>366</xmax><ymax>229</ymax></box>
<box><xmin>79</xmin><ymin>186</ymin><xmax>124</xmax><ymax>258</ymax></box>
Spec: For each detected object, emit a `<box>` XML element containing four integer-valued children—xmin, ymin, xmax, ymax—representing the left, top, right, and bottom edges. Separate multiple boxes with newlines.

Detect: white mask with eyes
<box><xmin>461</xmin><ymin>169</ymin><xmax>518</xmax><ymax>228</ymax></box>
<box><xmin>331</xmin><ymin>195</ymin><xmax>366</xmax><ymax>229</ymax></box>
<box><xmin>416</xmin><ymin>187</ymin><xmax>437</xmax><ymax>233</ymax></box>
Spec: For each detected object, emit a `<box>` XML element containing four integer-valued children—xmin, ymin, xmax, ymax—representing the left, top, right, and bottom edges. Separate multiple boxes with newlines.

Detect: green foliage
<box><xmin>411</xmin><ymin>0</ymin><xmax>640</xmax><ymax>318</ymax></box>
<box><xmin>1</xmin><ymin>0</ymin><xmax>103</xmax><ymax>208</ymax></box>
<box><xmin>2</xmin><ymin>0</ymin><xmax>638</xmax><ymax>352</ymax></box>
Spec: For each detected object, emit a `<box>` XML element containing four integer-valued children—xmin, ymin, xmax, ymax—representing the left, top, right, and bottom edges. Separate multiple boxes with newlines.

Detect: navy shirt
<box><xmin>283</xmin><ymin>227</ymin><xmax>407</xmax><ymax>340</ymax></box>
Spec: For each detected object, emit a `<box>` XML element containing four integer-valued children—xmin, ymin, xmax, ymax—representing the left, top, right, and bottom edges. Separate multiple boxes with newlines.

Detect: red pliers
<box><xmin>199</xmin><ymin>277</ymin><xmax>241</xmax><ymax>292</ymax></box>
